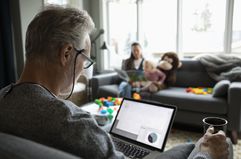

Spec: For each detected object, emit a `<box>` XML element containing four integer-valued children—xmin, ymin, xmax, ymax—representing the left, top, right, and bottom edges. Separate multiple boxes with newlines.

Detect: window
<box><xmin>142</xmin><ymin>0</ymin><xmax>177</xmax><ymax>53</ymax></box>
<box><xmin>232</xmin><ymin>0</ymin><xmax>241</xmax><ymax>53</ymax></box>
<box><xmin>44</xmin><ymin>0</ymin><xmax>83</xmax><ymax>9</ymax></box>
<box><xmin>182</xmin><ymin>0</ymin><xmax>226</xmax><ymax>53</ymax></box>
<box><xmin>106</xmin><ymin>0</ymin><xmax>138</xmax><ymax>68</ymax></box>
<box><xmin>105</xmin><ymin>0</ymin><xmax>240</xmax><ymax>68</ymax></box>
<box><xmin>107</xmin><ymin>0</ymin><xmax>137</xmax><ymax>57</ymax></box>
<box><xmin>44</xmin><ymin>0</ymin><xmax>67</xmax><ymax>5</ymax></box>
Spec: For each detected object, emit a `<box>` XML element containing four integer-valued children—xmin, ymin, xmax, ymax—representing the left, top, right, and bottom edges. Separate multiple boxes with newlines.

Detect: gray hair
<box><xmin>25</xmin><ymin>5</ymin><xmax>95</xmax><ymax>60</ymax></box>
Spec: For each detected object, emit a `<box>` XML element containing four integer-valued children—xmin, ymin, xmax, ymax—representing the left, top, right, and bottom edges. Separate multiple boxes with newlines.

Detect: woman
<box><xmin>122</xmin><ymin>42</ymin><xmax>144</xmax><ymax>71</ymax></box>
<box><xmin>119</xmin><ymin>42</ymin><xmax>145</xmax><ymax>97</ymax></box>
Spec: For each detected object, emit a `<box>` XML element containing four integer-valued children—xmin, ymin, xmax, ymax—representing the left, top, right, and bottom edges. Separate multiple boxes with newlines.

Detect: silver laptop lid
<box><xmin>110</xmin><ymin>98</ymin><xmax>177</xmax><ymax>152</ymax></box>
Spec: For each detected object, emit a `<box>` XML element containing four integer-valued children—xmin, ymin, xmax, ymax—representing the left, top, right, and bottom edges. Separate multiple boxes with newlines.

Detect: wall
<box><xmin>19</xmin><ymin>0</ymin><xmax>44</xmax><ymax>59</ymax></box>
<box><xmin>88</xmin><ymin>0</ymin><xmax>105</xmax><ymax>73</ymax></box>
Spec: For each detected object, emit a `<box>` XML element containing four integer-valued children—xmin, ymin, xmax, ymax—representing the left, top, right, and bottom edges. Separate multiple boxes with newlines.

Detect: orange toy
<box><xmin>133</xmin><ymin>93</ymin><xmax>141</xmax><ymax>100</ymax></box>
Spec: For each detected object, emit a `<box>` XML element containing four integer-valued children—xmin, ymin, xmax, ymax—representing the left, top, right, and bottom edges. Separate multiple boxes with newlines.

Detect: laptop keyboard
<box><xmin>113</xmin><ymin>138</ymin><xmax>150</xmax><ymax>159</ymax></box>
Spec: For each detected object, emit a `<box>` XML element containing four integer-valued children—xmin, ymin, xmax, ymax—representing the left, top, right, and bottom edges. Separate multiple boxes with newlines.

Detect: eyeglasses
<box><xmin>74</xmin><ymin>48</ymin><xmax>95</xmax><ymax>69</ymax></box>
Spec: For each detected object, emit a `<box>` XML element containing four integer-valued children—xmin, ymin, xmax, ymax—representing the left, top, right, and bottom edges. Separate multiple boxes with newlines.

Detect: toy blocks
<box><xmin>186</xmin><ymin>87</ymin><xmax>213</xmax><ymax>95</ymax></box>
<box><xmin>94</xmin><ymin>97</ymin><xmax>123</xmax><ymax>121</ymax></box>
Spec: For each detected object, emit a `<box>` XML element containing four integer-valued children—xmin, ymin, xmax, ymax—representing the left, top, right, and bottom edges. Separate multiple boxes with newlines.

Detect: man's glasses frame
<box><xmin>74</xmin><ymin>48</ymin><xmax>95</xmax><ymax>69</ymax></box>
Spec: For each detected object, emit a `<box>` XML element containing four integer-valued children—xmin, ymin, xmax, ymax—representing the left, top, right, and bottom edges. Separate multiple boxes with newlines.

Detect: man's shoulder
<box><xmin>0</xmin><ymin>83</ymin><xmax>78</xmax><ymax>113</ymax></box>
<box><xmin>0</xmin><ymin>84</ymin><xmax>13</xmax><ymax>98</ymax></box>
<box><xmin>0</xmin><ymin>83</ymin><xmax>91</xmax><ymax>118</ymax></box>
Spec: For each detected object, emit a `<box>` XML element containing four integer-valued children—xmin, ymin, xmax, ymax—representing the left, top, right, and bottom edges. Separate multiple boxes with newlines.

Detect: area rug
<box><xmin>165</xmin><ymin>129</ymin><xmax>241</xmax><ymax>159</ymax></box>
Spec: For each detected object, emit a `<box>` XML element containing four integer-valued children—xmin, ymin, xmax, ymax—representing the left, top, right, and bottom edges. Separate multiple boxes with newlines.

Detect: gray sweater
<box><xmin>0</xmin><ymin>83</ymin><xmax>124</xmax><ymax>159</ymax></box>
<box><xmin>0</xmin><ymin>83</ymin><xmax>211</xmax><ymax>159</ymax></box>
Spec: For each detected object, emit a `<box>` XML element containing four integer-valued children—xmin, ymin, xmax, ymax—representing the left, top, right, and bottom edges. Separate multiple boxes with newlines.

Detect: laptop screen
<box><xmin>110</xmin><ymin>98</ymin><xmax>176</xmax><ymax>151</ymax></box>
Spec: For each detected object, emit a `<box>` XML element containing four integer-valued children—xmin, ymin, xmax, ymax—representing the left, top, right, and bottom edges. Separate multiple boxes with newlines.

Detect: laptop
<box><xmin>110</xmin><ymin>98</ymin><xmax>177</xmax><ymax>159</ymax></box>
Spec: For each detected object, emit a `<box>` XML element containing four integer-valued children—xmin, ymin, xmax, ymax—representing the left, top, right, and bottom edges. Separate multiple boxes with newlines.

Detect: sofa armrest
<box><xmin>228</xmin><ymin>82</ymin><xmax>241</xmax><ymax>131</ymax></box>
<box><xmin>91</xmin><ymin>72</ymin><xmax>120</xmax><ymax>99</ymax></box>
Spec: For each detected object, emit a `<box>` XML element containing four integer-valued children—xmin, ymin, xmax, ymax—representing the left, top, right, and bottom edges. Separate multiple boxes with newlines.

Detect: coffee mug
<box><xmin>94</xmin><ymin>114</ymin><xmax>109</xmax><ymax>126</ymax></box>
<box><xmin>202</xmin><ymin>117</ymin><xmax>228</xmax><ymax>134</ymax></box>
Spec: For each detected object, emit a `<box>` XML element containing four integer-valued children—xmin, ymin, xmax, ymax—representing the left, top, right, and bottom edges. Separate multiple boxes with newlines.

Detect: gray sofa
<box><xmin>92</xmin><ymin>59</ymin><xmax>241</xmax><ymax>144</ymax></box>
<box><xmin>0</xmin><ymin>132</ymin><xmax>80</xmax><ymax>159</ymax></box>
<box><xmin>0</xmin><ymin>132</ymin><xmax>199</xmax><ymax>159</ymax></box>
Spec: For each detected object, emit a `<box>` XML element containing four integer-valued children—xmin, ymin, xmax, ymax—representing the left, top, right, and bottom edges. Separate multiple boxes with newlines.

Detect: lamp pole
<box><xmin>91</xmin><ymin>29</ymin><xmax>104</xmax><ymax>74</ymax></box>
<box><xmin>100</xmin><ymin>41</ymin><xmax>110</xmax><ymax>69</ymax></box>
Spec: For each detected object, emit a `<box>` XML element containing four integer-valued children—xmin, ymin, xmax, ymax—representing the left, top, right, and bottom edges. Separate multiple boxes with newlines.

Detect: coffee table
<box><xmin>81</xmin><ymin>102</ymin><xmax>120</xmax><ymax>132</ymax></box>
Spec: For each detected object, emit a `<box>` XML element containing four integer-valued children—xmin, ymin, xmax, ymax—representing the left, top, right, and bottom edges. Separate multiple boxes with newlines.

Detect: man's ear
<box><xmin>59</xmin><ymin>43</ymin><xmax>74</xmax><ymax>66</ymax></box>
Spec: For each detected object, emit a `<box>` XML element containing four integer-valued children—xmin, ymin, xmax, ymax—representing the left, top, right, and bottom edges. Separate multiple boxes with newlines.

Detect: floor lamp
<box><xmin>91</xmin><ymin>29</ymin><xmax>104</xmax><ymax>74</ymax></box>
<box><xmin>100</xmin><ymin>41</ymin><xmax>110</xmax><ymax>69</ymax></box>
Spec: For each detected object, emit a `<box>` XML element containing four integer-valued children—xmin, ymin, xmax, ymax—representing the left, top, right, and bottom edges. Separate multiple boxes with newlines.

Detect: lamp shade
<box><xmin>100</xmin><ymin>42</ymin><xmax>109</xmax><ymax>50</ymax></box>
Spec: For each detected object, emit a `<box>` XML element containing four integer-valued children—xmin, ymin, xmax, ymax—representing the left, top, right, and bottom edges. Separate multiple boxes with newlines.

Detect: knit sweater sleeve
<box><xmin>51</xmin><ymin>101</ymin><xmax>124</xmax><ymax>159</ymax></box>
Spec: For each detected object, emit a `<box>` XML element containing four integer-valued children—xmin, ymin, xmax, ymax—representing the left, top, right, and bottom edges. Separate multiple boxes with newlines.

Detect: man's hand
<box><xmin>200</xmin><ymin>127</ymin><xmax>229</xmax><ymax>159</ymax></box>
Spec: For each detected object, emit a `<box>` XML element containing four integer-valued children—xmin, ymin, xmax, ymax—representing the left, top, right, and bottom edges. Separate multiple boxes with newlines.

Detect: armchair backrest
<box><xmin>0</xmin><ymin>132</ymin><xmax>80</xmax><ymax>159</ymax></box>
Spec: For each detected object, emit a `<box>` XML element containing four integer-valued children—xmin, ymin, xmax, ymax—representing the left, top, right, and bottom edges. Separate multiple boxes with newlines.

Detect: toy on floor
<box><xmin>94</xmin><ymin>97</ymin><xmax>123</xmax><ymax>120</ymax></box>
<box><xmin>95</xmin><ymin>97</ymin><xmax>122</xmax><ymax>107</ymax></box>
<box><xmin>186</xmin><ymin>87</ymin><xmax>213</xmax><ymax>95</ymax></box>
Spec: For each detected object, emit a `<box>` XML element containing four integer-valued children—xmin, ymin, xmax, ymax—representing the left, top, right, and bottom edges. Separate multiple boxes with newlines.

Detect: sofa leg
<box><xmin>229</xmin><ymin>130</ymin><xmax>238</xmax><ymax>145</ymax></box>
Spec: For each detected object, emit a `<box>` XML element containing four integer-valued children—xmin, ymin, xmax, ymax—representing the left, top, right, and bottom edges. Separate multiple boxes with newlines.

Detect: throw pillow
<box><xmin>155</xmin><ymin>143</ymin><xmax>195</xmax><ymax>159</ymax></box>
<box><xmin>212</xmin><ymin>80</ymin><xmax>230</xmax><ymax>97</ymax></box>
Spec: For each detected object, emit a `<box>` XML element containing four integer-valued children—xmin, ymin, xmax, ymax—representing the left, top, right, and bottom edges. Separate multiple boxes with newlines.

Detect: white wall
<box><xmin>18</xmin><ymin>0</ymin><xmax>89</xmax><ymax>62</ymax></box>
<box><xmin>19</xmin><ymin>0</ymin><xmax>44</xmax><ymax>60</ymax></box>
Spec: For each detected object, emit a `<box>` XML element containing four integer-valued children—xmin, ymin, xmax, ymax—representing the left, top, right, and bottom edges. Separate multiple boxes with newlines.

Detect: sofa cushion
<box><xmin>151</xmin><ymin>87</ymin><xmax>227</xmax><ymax>114</ymax></box>
<box><xmin>175</xmin><ymin>60</ymin><xmax>216</xmax><ymax>87</ymax></box>
<box><xmin>0</xmin><ymin>132</ymin><xmax>80</xmax><ymax>159</ymax></box>
<box><xmin>212</xmin><ymin>80</ymin><xmax>230</xmax><ymax>97</ymax></box>
<box><xmin>98</xmin><ymin>84</ymin><xmax>120</xmax><ymax>98</ymax></box>
<box><xmin>155</xmin><ymin>143</ymin><xmax>195</xmax><ymax>159</ymax></box>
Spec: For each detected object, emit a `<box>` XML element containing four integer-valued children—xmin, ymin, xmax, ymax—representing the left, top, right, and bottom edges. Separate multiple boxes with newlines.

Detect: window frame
<box><xmin>104</xmin><ymin>0</ymin><xmax>240</xmax><ymax>68</ymax></box>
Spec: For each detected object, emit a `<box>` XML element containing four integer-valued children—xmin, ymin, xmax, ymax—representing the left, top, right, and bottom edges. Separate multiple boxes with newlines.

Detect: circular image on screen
<box><xmin>147</xmin><ymin>132</ymin><xmax>158</xmax><ymax>143</ymax></box>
